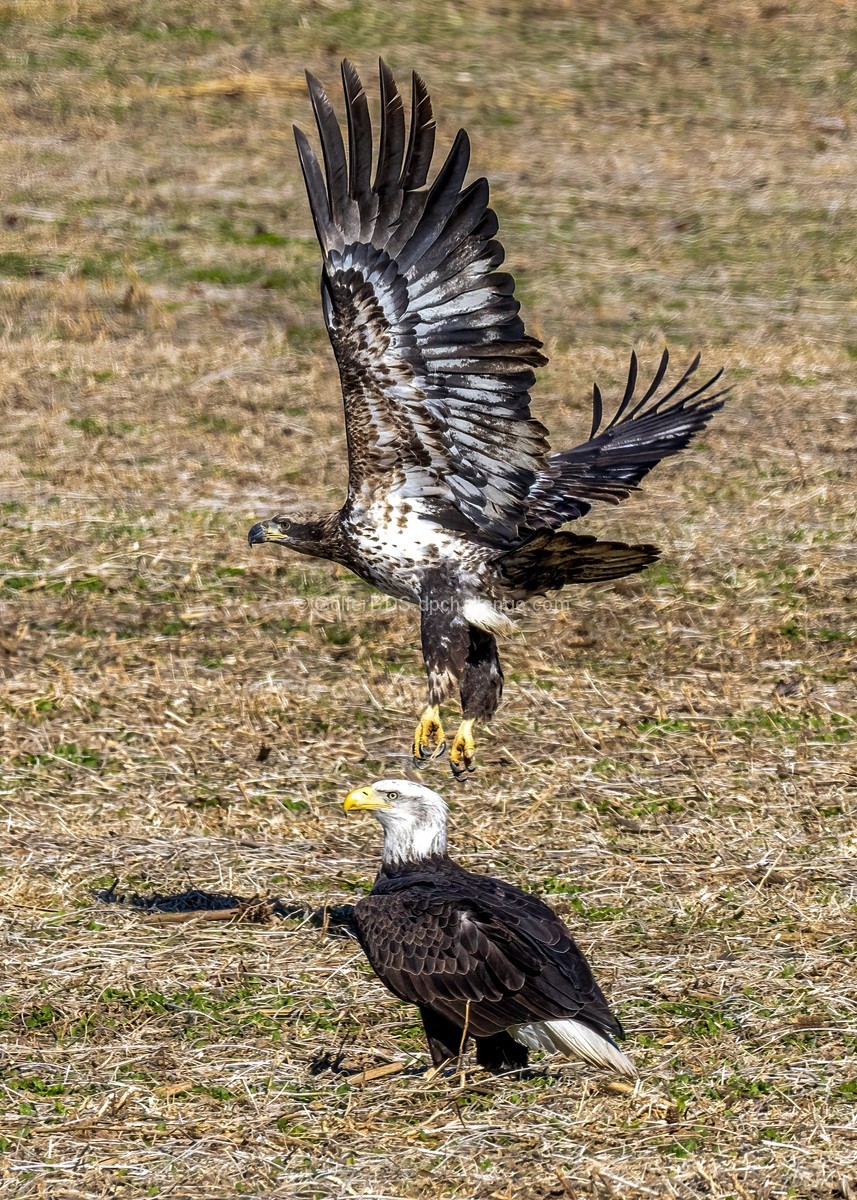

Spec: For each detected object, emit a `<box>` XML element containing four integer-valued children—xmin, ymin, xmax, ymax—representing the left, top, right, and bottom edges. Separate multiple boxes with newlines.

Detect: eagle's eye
<box><xmin>386</xmin><ymin>790</ymin><xmax>399</xmax><ymax>801</ymax></box>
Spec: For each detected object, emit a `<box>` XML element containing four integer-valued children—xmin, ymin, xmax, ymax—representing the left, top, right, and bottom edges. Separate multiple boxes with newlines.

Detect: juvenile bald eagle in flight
<box><xmin>342</xmin><ymin>778</ymin><xmax>635</xmax><ymax>1076</ymax></box>
<box><xmin>249</xmin><ymin>60</ymin><xmax>728</xmax><ymax>775</ymax></box>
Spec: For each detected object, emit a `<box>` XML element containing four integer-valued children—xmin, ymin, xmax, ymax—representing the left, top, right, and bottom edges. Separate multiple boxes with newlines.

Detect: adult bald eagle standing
<box><xmin>249</xmin><ymin>60</ymin><xmax>728</xmax><ymax>775</ymax></box>
<box><xmin>343</xmin><ymin>778</ymin><xmax>635</xmax><ymax>1077</ymax></box>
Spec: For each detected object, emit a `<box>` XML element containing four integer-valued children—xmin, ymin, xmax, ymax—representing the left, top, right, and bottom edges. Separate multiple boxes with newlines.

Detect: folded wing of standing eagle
<box><xmin>250</xmin><ymin>60</ymin><xmax>728</xmax><ymax>774</ymax></box>
<box><xmin>355</xmin><ymin>869</ymin><xmax>635</xmax><ymax>1075</ymax></box>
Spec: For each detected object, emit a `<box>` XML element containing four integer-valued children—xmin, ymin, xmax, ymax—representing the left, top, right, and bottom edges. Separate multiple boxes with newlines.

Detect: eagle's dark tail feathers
<box><xmin>499</xmin><ymin>531</ymin><xmax>659</xmax><ymax>598</ymax></box>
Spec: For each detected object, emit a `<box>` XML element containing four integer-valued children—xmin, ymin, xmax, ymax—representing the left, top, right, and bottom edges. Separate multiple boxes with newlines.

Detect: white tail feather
<box><xmin>462</xmin><ymin>599</ymin><xmax>515</xmax><ymax>637</ymax></box>
<box><xmin>510</xmin><ymin>1019</ymin><xmax>637</xmax><ymax>1078</ymax></box>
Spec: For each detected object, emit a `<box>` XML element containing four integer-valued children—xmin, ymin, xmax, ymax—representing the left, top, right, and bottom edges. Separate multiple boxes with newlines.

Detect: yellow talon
<box><xmin>449</xmin><ymin>718</ymin><xmax>476</xmax><ymax>777</ymax></box>
<box><xmin>413</xmin><ymin>705</ymin><xmax>446</xmax><ymax>765</ymax></box>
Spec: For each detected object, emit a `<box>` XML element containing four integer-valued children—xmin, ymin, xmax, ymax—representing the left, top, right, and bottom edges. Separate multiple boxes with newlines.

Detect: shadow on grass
<box><xmin>95</xmin><ymin>880</ymin><xmax>356</xmax><ymax>935</ymax></box>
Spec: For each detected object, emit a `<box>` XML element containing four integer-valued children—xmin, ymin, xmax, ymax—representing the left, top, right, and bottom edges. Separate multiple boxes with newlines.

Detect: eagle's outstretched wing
<box><xmin>526</xmin><ymin>349</ymin><xmax>729</xmax><ymax>528</ymax></box>
<box><xmin>294</xmin><ymin>60</ymin><xmax>550</xmax><ymax>544</ymax></box>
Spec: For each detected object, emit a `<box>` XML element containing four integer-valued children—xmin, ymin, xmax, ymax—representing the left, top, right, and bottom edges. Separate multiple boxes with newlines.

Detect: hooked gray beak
<box><xmin>248</xmin><ymin>519</ymin><xmax>290</xmax><ymax>547</ymax></box>
<box><xmin>247</xmin><ymin>522</ymin><xmax>268</xmax><ymax>547</ymax></box>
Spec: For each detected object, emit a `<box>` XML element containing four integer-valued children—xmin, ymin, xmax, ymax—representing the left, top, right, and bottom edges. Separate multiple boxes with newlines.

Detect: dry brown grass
<box><xmin>1</xmin><ymin>2</ymin><xmax>856</xmax><ymax>1197</ymax></box>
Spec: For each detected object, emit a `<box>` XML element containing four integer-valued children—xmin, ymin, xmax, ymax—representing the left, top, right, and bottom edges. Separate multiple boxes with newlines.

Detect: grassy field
<box><xmin>1</xmin><ymin>1</ymin><xmax>856</xmax><ymax>1196</ymax></box>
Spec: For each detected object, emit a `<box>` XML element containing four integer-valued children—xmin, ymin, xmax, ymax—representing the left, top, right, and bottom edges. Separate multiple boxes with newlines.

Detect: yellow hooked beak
<box><xmin>343</xmin><ymin>785</ymin><xmax>391</xmax><ymax>813</ymax></box>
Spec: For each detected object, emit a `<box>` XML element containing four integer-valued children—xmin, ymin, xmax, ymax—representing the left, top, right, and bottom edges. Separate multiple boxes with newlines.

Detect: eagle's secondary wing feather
<box><xmin>352</xmin><ymin>869</ymin><xmax>622</xmax><ymax>1041</ymax></box>
<box><xmin>526</xmin><ymin>349</ymin><xmax>729</xmax><ymax>528</ymax></box>
<box><xmin>295</xmin><ymin>60</ymin><xmax>549</xmax><ymax>544</ymax></box>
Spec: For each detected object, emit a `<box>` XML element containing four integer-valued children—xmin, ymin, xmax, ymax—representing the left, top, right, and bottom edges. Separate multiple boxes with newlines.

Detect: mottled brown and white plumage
<box><xmin>343</xmin><ymin>779</ymin><xmax>636</xmax><ymax>1077</ymax></box>
<box><xmin>249</xmin><ymin>61</ymin><xmax>729</xmax><ymax>773</ymax></box>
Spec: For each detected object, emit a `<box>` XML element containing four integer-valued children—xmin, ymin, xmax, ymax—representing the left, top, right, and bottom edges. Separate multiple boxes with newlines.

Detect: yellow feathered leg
<box><xmin>448</xmin><ymin>718</ymin><xmax>476</xmax><ymax>777</ymax></box>
<box><xmin>413</xmin><ymin>705</ymin><xmax>446</xmax><ymax>766</ymax></box>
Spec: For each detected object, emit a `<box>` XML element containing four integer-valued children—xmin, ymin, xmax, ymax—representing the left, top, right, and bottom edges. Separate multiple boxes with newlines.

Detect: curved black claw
<box><xmin>449</xmin><ymin>758</ymin><xmax>476</xmax><ymax>780</ymax></box>
<box><xmin>413</xmin><ymin>741</ymin><xmax>447</xmax><ymax>770</ymax></box>
<box><xmin>413</xmin><ymin>706</ymin><xmax>446</xmax><ymax>768</ymax></box>
<box><xmin>448</xmin><ymin>719</ymin><xmax>476</xmax><ymax>779</ymax></box>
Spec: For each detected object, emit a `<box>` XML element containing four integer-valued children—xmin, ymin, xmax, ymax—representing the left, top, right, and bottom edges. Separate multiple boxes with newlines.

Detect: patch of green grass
<box><xmin>261</xmin><ymin>617</ymin><xmax>311</xmax><ymax>638</ymax></box>
<box><xmin>322</xmin><ymin>622</ymin><xmax>355</xmax><ymax>646</ymax></box>
<box><xmin>67</xmin><ymin>416</ymin><xmax>105</xmax><ymax>436</ymax></box>
<box><xmin>6</xmin><ymin>1075</ymin><xmax>70</xmax><ymax>1097</ymax></box>
<box><xmin>71</xmin><ymin>574</ymin><xmax>109</xmax><ymax>593</ymax></box>
<box><xmin>2</xmin><ymin>694</ymin><xmax>58</xmax><ymax>718</ymax></box>
<box><xmin>590</xmin><ymin>756</ymin><xmax>630</xmax><ymax>777</ymax></box>
<box><xmin>192</xmin><ymin>1083</ymin><xmax>239</xmax><ymax>1101</ymax></box>
<box><xmin>0</xmin><ymin>251</ymin><xmax>61</xmax><ymax>278</ymax></box>
<box><xmin>48</xmin><ymin>21</ymin><xmax>103</xmax><ymax>40</ymax></box>
<box><xmin>0</xmin><ymin>250</ymin><xmax>123</xmax><ymax>280</ymax></box>
<box><xmin>644</xmin><ymin>562</ymin><xmax>681</xmax><ymax>588</ymax></box>
<box><xmin>656</xmin><ymin>998</ymin><xmax>738</xmax><ymax>1038</ymax></box>
<box><xmin>99</xmin><ymin>984</ymin><xmax>288</xmax><ymax>1040</ymax></box>
<box><xmin>185</xmin><ymin>264</ymin><xmax>297</xmax><ymax>290</ymax></box>
<box><xmin>67</xmin><ymin>416</ymin><xmax>137</xmax><ymax>437</ymax></box>
<box><xmin>626</xmin><ymin>794</ymin><xmax>686</xmax><ymax>817</ymax></box>
<box><xmin>780</xmin><ymin>618</ymin><xmax>856</xmax><ymax>647</ymax></box>
<box><xmin>726</xmin><ymin>708</ymin><xmax>853</xmax><ymax>744</ymax></box>
<box><xmin>637</xmin><ymin>716</ymin><xmax>695</xmax><ymax>735</ymax></box>
<box><xmin>217</xmin><ymin>219</ymin><xmax>297</xmax><ymax>248</ymax></box>
<box><xmin>1</xmin><ymin>985</ymin><xmax>289</xmax><ymax>1044</ymax></box>
<box><xmin>665</xmin><ymin>1135</ymin><xmax>703</xmax><ymax>1158</ymax></box>
<box><xmin>540</xmin><ymin>880</ymin><xmax>624</xmax><ymax>921</ymax></box>
<box><xmin>723</xmin><ymin>1075</ymin><xmax>772</xmax><ymax>1099</ymax></box>
<box><xmin>189</xmin><ymin>413</ymin><xmax>244</xmax><ymax>434</ymax></box>
<box><xmin>277</xmin><ymin>796</ymin><xmax>308</xmax><ymax>813</ymax></box>
<box><xmin>18</xmin><ymin>743</ymin><xmax>103</xmax><ymax>770</ymax></box>
<box><xmin>284</xmin><ymin>324</ymin><xmax>327</xmax><ymax>350</ymax></box>
<box><xmin>136</xmin><ymin>23</ymin><xmax>225</xmax><ymax>43</ymax></box>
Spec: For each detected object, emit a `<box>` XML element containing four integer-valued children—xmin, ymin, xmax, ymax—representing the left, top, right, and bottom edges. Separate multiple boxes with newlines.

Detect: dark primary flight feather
<box><xmin>525</xmin><ymin>349</ymin><xmax>731</xmax><ymax>529</ymax></box>
<box><xmin>352</xmin><ymin>859</ymin><xmax>622</xmax><ymax>1044</ymax></box>
<box><xmin>294</xmin><ymin>58</ymin><xmax>549</xmax><ymax>544</ymax></box>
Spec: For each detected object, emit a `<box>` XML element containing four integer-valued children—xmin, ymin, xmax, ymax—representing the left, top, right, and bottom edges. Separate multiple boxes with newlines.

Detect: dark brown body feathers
<box><xmin>352</xmin><ymin>854</ymin><xmax>623</xmax><ymax>1069</ymax></box>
